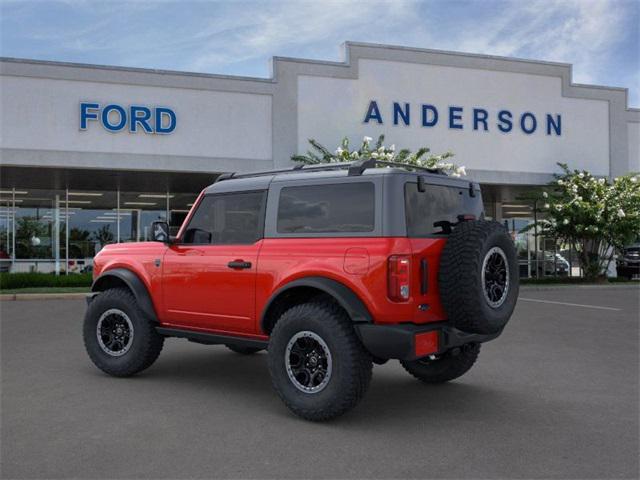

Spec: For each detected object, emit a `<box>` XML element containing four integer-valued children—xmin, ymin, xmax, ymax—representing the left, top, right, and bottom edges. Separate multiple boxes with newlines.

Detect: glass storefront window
<box><xmin>14</xmin><ymin>189</ymin><xmax>66</xmax><ymax>269</ymax></box>
<box><xmin>0</xmin><ymin>194</ymin><xmax>16</xmax><ymax>272</ymax></box>
<box><xmin>0</xmin><ymin>187</ymin><xmax>202</xmax><ymax>274</ymax></box>
<box><xmin>119</xmin><ymin>191</ymin><xmax>168</xmax><ymax>242</ymax></box>
<box><xmin>169</xmin><ymin>192</ymin><xmax>198</xmax><ymax>236</ymax></box>
<box><xmin>65</xmin><ymin>190</ymin><xmax>118</xmax><ymax>273</ymax></box>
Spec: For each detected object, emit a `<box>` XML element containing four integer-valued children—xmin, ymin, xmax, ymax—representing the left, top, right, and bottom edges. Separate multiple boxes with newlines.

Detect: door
<box><xmin>161</xmin><ymin>190</ymin><xmax>266</xmax><ymax>334</ymax></box>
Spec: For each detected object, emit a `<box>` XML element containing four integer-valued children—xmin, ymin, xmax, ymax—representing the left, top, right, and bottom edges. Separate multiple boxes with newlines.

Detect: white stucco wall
<box><xmin>0</xmin><ymin>75</ymin><xmax>272</xmax><ymax>161</ymax></box>
<box><xmin>298</xmin><ymin>59</ymin><xmax>611</xmax><ymax>177</ymax></box>
<box><xmin>628</xmin><ymin>122</ymin><xmax>640</xmax><ymax>173</ymax></box>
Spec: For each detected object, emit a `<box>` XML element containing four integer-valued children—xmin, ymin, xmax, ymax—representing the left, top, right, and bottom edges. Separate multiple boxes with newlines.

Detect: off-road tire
<box><xmin>268</xmin><ymin>302</ymin><xmax>372</xmax><ymax>421</ymax></box>
<box><xmin>439</xmin><ymin>220</ymin><xmax>519</xmax><ymax>334</ymax></box>
<box><xmin>401</xmin><ymin>344</ymin><xmax>481</xmax><ymax>383</ymax></box>
<box><xmin>83</xmin><ymin>288</ymin><xmax>164</xmax><ymax>377</ymax></box>
<box><xmin>225</xmin><ymin>344</ymin><xmax>263</xmax><ymax>355</ymax></box>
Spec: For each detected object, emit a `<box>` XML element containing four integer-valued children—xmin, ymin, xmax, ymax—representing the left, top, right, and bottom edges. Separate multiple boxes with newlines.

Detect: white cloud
<box><xmin>427</xmin><ymin>0</ymin><xmax>630</xmax><ymax>86</ymax></box>
<box><xmin>184</xmin><ymin>0</ymin><xmax>418</xmax><ymax>71</ymax></box>
<box><xmin>2</xmin><ymin>0</ymin><xmax>636</xmax><ymax>102</ymax></box>
<box><xmin>180</xmin><ymin>0</ymin><xmax>634</xmax><ymax>93</ymax></box>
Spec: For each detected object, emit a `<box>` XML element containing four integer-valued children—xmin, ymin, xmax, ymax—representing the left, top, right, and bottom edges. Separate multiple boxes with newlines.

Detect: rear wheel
<box><xmin>267</xmin><ymin>302</ymin><xmax>372</xmax><ymax>421</ymax></box>
<box><xmin>401</xmin><ymin>344</ymin><xmax>480</xmax><ymax>383</ymax></box>
<box><xmin>83</xmin><ymin>288</ymin><xmax>164</xmax><ymax>377</ymax></box>
<box><xmin>225</xmin><ymin>344</ymin><xmax>263</xmax><ymax>355</ymax></box>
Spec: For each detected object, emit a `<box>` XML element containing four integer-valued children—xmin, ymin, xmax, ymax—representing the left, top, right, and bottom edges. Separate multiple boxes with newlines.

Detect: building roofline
<box><xmin>0</xmin><ymin>40</ymin><xmax>636</xmax><ymax>110</ymax></box>
<box><xmin>0</xmin><ymin>56</ymin><xmax>274</xmax><ymax>84</ymax></box>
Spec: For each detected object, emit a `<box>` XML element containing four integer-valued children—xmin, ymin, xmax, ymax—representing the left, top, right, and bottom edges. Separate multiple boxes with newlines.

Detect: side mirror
<box><xmin>151</xmin><ymin>221</ymin><xmax>170</xmax><ymax>243</ymax></box>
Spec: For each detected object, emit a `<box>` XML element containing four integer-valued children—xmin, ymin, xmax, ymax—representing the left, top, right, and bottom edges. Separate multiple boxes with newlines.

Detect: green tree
<box><xmin>92</xmin><ymin>224</ymin><xmax>114</xmax><ymax>248</ymax></box>
<box><xmin>292</xmin><ymin>135</ymin><xmax>466</xmax><ymax>177</ymax></box>
<box><xmin>530</xmin><ymin>163</ymin><xmax>640</xmax><ymax>280</ymax></box>
<box><xmin>15</xmin><ymin>216</ymin><xmax>48</xmax><ymax>259</ymax></box>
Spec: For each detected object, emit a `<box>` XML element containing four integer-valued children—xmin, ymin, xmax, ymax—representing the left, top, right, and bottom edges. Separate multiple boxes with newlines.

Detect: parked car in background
<box><xmin>0</xmin><ymin>249</ymin><xmax>11</xmax><ymax>273</ymax></box>
<box><xmin>531</xmin><ymin>251</ymin><xmax>569</xmax><ymax>277</ymax></box>
<box><xmin>617</xmin><ymin>242</ymin><xmax>640</xmax><ymax>280</ymax></box>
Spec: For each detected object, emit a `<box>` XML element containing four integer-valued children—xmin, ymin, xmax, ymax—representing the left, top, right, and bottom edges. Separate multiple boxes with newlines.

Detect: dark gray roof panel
<box><xmin>202</xmin><ymin>166</ymin><xmax>477</xmax><ymax>194</ymax></box>
<box><xmin>204</xmin><ymin>174</ymin><xmax>274</xmax><ymax>194</ymax></box>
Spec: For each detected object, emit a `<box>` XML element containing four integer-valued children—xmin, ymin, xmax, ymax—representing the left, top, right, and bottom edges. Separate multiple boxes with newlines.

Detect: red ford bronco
<box><xmin>84</xmin><ymin>159</ymin><xmax>518</xmax><ymax>421</ymax></box>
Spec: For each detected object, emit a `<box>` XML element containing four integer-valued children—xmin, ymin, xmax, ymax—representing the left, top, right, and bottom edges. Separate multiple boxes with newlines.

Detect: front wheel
<box><xmin>83</xmin><ymin>288</ymin><xmax>164</xmax><ymax>377</ymax></box>
<box><xmin>267</xmin><ymin>302</ymin><xmax>372</xmax><ymax>421</ymax></box>
<box><xmin>400</xmin><ymin>344</ymin><xmax>480</xmax><ymax>383</ymax></box>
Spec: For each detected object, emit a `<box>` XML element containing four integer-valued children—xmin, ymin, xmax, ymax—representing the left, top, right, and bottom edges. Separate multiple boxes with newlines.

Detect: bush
<box><xmin>0</xmin><ymin>272</ymin><xmax>93</xmax><ymax>290</ymax></box>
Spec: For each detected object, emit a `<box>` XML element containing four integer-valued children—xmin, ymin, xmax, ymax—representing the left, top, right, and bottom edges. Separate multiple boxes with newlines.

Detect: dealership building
<box><xmin>0</xmin><ymin>42</ymin><xmax>638</xmax><ymax>275</ymax></box>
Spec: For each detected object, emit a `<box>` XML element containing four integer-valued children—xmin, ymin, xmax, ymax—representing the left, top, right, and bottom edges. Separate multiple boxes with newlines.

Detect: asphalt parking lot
<box><xmin>1</xmin><ymin>286</ymin><xmax>638</xmax><ymax>479</ymax></box>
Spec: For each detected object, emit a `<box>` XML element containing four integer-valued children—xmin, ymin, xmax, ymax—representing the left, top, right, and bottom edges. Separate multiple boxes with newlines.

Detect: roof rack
<box><xmin>214</xmin><ymin>158</ymin><xmax>442</xmax><ymax>183</ymax></box>
<box><xmin>347</xmin><ymin>158</ymin><xmax>441</xmax><ymax>176</ymax></box>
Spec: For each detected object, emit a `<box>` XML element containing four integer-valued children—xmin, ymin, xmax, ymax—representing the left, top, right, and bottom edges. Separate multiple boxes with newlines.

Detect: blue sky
<box><xmin>1</xmin><ymin>0</ymin><xmax>639</xmax><ymax>106</ymax></box>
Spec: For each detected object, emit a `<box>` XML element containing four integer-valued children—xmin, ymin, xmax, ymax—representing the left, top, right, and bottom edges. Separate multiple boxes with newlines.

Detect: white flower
<box><xmin>557</xmin><ymin>179</ymin><xmax>564</xmax><ymax>185</ymax></box>
<box><xmin>363</xmin><ymin>136</ymin><xmax>372</xmax><ymax>144</ymax></box>
<box><xmin>378</xmin><ymin>146</ymin><xmax>385</xmax><ymax>153</ymax></box>
<box><xmin>544</xmin><ymin>203</ymin><xmax>550</xmax><ymax>209</ymax></box>
<box><xmin>618</xmin><ymin>208</ymin><xmax>626</xmax><ymax>218</ymax></box>
<box><xmin>632</xmin><ymin>176</ymin><xmax>638</xmax><ymax>183</ymax></box>
<box><xmin>371</xmin><ymin>152</ymin><xmax>379</xmax><ymax>158</ymax></box>
<box><xmin>563</xmin><ymin>219</ymin><xmax>569</xmax><ymax>225</ymax></box>
<box><xmin>350</xmin><ymin>151</ymin><xmax>359</xmax><ymax>159</ymax></box>
<box><xmin>555</xmin><ymin>205</ymin><xmax>563</xmax><ymax>211</ymax></box>
<box><xmin>542</xmin><ymin>191</ymin><xmax>548</xmax><ymax>198</ymax></box>
<box><xmin>572</xmin><ymin>185</ymin><xmax>578</xmax><ymax>192</ymax></box>
<box><xmin>385</xmin><ymin>152</ymin><xmax>394</xmax><ymax>160</ymax></box>
<box><xmin>335</xmin><ymin>147</ymin><xmax>343</xmax><ymax>156</ymax></box>
<box><xmin>598</xmin><ymin>178</ymin><xmax>605</xmax><ymax>185</ymax></box>
<box><xmin>456</xmin><ymin>166</ymin><xmax>467</xmax><ymax>176</ymax></box>
<box><xmin>576</xmin><ymin>196</ymin><xmax>582</xmax><ymax>201</ymax></box>
<box><xmin>578</xmin><ymin>172</ymin><xmax>584</xmax><ymax>178</ymax></box>
<box><xmin>390</xmin><ymin>144</ymin><xmax>395</xmax><ymax>152</ymax></box>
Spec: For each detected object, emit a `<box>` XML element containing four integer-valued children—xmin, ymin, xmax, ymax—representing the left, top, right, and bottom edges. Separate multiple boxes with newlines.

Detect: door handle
<box><xmin>227</xmin><ymin>260</ymin><xmax>252</xmax><ymax>269</ymax></box>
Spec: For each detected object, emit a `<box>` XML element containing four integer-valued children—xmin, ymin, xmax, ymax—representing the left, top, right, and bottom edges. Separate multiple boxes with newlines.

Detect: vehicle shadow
<box><xmin>121</xmin><ymin>344</ymin><xmax>559</xmax><ymax>430</ymax></box>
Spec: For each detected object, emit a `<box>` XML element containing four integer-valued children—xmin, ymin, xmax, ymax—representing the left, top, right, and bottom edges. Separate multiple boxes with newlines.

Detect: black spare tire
<box><xmin>438</xmin><ymin>220</ymin><xmax>518</xmax><ymax>334</ymax></box>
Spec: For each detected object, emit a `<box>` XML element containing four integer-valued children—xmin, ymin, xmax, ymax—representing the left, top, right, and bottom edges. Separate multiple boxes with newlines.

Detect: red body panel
<box><xmin>93</xmin><ymin>235</ymin><xmax>449</xmax><ymax>337</ymax></box>
<box><xmin>161</xmin><ymin>242</ymin><xmax>262</xmax><ymax>334</ymax></box>
<box><xmin>92</xmin><ymin>242</ymin><xmax>167</xmax><ymax>319</ymax></box>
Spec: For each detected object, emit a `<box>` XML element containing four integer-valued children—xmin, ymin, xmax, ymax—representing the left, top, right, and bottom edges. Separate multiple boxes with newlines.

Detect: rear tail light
<box><xmin>388</xmin><ymin>255</ymin><xmax>411</xmax><ymax>301</ymax></box>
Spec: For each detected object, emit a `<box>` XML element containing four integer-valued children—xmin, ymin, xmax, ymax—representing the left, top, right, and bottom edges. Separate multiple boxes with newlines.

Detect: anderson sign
<box><xmin>363</xmin><ymin>100</ymin><xmax>562</xmax><ymax>136</ymax></box>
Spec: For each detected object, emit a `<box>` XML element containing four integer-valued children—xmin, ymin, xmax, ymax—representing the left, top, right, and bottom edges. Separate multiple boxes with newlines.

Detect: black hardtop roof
<box><xmin>203</xmin><ymin>159</ymin><xmax>474</xmax><ymax>194</ymax></box>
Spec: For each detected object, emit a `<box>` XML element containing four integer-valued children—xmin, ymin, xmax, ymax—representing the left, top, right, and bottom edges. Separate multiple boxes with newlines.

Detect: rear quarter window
<box><xmin>405</xmin><ymin>182</ymin><xmax>466</xmax><ymax>236</ymax></box>
<box><xmin>277</xmin><ymin>182</ymin><xmax>375</xmax><ymax>234</ymax></box>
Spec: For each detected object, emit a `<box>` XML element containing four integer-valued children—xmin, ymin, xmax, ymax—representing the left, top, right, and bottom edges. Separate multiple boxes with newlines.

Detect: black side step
<box><xmin>156</xmin><ymin>327</ymin><xmax>268</xmax><ymax>349</ymax></box>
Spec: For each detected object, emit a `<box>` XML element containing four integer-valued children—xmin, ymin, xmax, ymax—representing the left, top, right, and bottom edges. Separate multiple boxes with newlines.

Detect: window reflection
<box><xmin>65</xmin><ymin>190</ymin><xmax>117</xmax><ymax>272</ymax></box>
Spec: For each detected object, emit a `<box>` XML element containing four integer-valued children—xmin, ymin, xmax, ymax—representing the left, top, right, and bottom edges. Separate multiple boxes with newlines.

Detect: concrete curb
<box><xmin>0</xmin><ymin>292</ymin><xmax>89</xmax><ymax>301</ymax></box>
<box><xmin>1</xmin><ymin>284</ymin><xmax>637</xmax><ymax>301</ymax></box>
<box><xmin>521</xmin><ymin>283</ymin><xmax>639</xmax><ymax>291</ymax></box>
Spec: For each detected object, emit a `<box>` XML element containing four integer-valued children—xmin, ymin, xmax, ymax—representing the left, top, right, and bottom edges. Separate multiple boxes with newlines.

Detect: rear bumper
<box><xmin>355</xmin><ymin>322</ymin><xmax>501</xmax><ymax>361</ymax></box>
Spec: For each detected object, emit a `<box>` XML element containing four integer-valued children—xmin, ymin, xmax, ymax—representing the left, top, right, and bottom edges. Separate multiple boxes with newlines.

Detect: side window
<box><xmin>405</xmin><ymin>183</ymin><xmax>464</xmax><ymax>236</ymax></box>
<box><xmin>277</xmin><ymin>183</ymin><xmax>374</xmax><ymax>234</ymax></box>
<box><xmin>182</xmin><ymin>191</ymin><xmax>265</xmax><ymax>245</ymax></box>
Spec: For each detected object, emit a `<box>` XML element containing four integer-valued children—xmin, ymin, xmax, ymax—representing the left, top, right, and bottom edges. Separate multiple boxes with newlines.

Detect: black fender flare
<box><xmin>260</xmin><ymin>276</ymin><xmax>372</xmax><ymax>332</ymax></box>
<box><xmin>91</xmin><ymin>268</ymin><xmax>158</xmax><ymax>322</ymax></box>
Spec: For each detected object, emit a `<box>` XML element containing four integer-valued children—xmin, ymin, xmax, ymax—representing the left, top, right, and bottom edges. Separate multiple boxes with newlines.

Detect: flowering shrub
<box><xmin>533</xmin><ymin>163</ymin><xmax>640</xmax><ymax>280</ymax></box>
<box><xmin>292</xmin><ymin>135</ymin><xmax>466</xmax><ymax>177</ymax></box>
